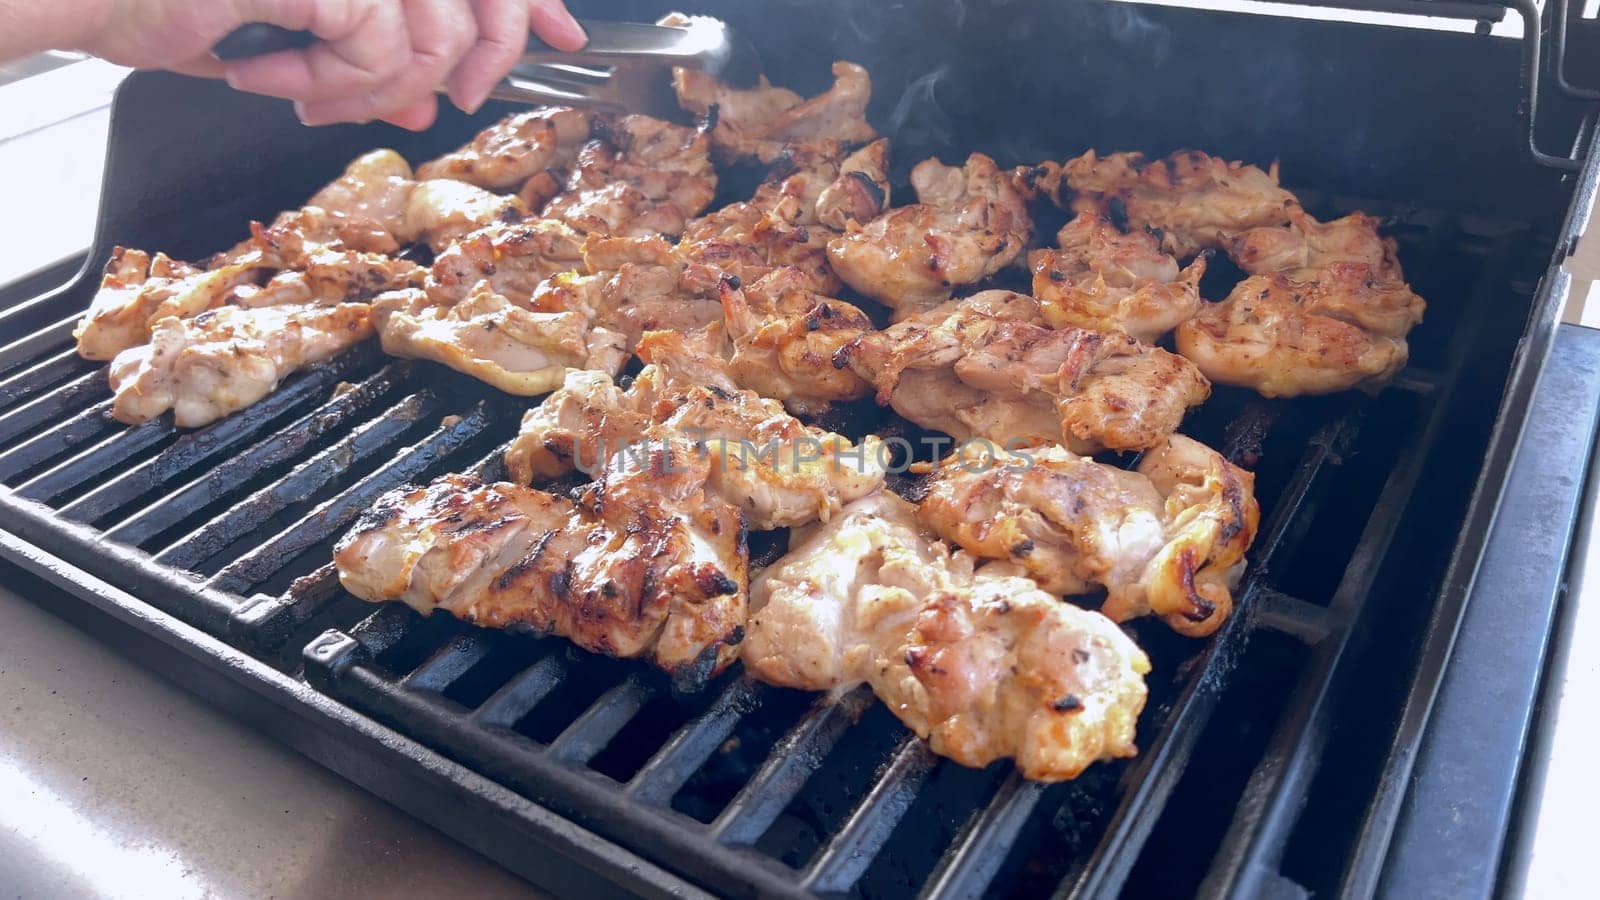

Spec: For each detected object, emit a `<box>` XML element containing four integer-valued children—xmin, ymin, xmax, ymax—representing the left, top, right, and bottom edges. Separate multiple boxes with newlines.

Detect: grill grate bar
<box><xmin>1059</xmin><ymin>408</ymin><xmax>1364</xmax><ymax>898</ymax></box>
<box><xmin>58</xmin><ymin>353</ymin><xmax>398</xmax><ymax>525</ymax></box>
<box><xmin>0</xmin><ymin>397</ymin><xmax>118</xmax><ymax>483</ymax></box>
<box><xmin>96</xmin><ymin>358</ymin><xmax>395</xmax><ymax>545</ymax></box>
<box><xmin>136</xmin><ymin>390</ymin><xmax>443</xmax><ymax>564</ymax></box>
<box><xmin>402</xmin><ymin>632</ymin><xmax>495</xmax><ymax>692</ymax></box>
<box><xmin>468</xmin><ymin>440</ymin><xmax>515</xmax><ymax>481</ymax></box>
<box><xmin>1196</xmin><ymin>233</ymin><xmax>1516</xmax><ymax>897</ymax></box>
<box><xmin>548</xmin><ymin>677</ymin><xmax>657</xmax><ymax>765</ymax></box>
<box><xmin>801</xmin><ymin>736</ymin><xmax>941</xmax><ymax>894</ymax></box>
<box><xmin>1201</xmin><ymin>399</ymin><xmax>1445</xmax><ymax>896</ymax></box>
<box><xmin>348</xmin><ymin>603</ymin><xmax>424</xmax><ymax>658</ymax></box>
<box><xmin>920</xmin><ymin>772</ymin><xmax>1045</xmax><ymax>900</ymax></box>
<box><xmin>0</xmin><ymin>347</ymin><xmax>95</xmax><ymax>415</ymax></box>
<box><xmin>206</xmin><ymin>400</ymin><xmax>493</xmax><ymax>594</ymax></box>
<box><xmin>1254</xmin><ymin>587</ymin><xmax>1340</xmax><ymax>644</ymax></box>
<box><xmin>0</xmin><ymin>315</ymin><xmax>75</xmax><ymax>377</ymax></box>
<box><xmin>14</xmin><ymin>419</ymin><xmax>174</xmax><ymax>503</ymax></box>
<box><xmin>626</xmin><ymin>678</ymin><xmax>763</xmax><ymax>806</ymax></box>
<box><xmin>308</xmin><ymin>649</ymin><xmax>814</xmax><ymax>899</ymax></box>
<box><xmin>473</xmin><ymin>651</ymin><xmax>573</xmax><ymax>728</ymax></box>
<box><xmin>711</xmin><ymin>687</ymin><xmax>876</xmax><ymax>846</ymax></box>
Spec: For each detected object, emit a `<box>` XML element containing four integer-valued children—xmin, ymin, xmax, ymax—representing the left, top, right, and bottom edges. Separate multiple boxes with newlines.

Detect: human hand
<box><xmin>75</xmin><ymin>1</ymin><xmax>587</xmax><ymax>130</ymax></box>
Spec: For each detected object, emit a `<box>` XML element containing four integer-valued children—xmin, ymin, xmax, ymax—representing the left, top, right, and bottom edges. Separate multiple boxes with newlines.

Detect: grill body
<box><xmin>1</xmin><ymin>2</ymin><xmax>1597</xmax><ymax>897</ymax></box>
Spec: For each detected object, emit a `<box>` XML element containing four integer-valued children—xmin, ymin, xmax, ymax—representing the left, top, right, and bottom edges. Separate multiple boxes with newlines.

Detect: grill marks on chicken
<box><xmin>1029</xmin><ymin>213</ymin><xmax>1207</xmax><ymax>342</ymax></box>
<box><xmin>76</xmin><ymin>249</ymin><xmax>274</xmax><ymax>361</ymax></box>
<box><xmin>505</xmin><ymin>362</ymin><xmax>884</xmax><ymax>529</ymax></box>
<box><xmin>107</xmin><ymin>303</ymin><xmax>372</xmax><ymax>427</ymax></box>
<box><xmin>839</xmin><ymin>292</ymin><xmax>1210</xmax><ymax>454</ymax></box>
<box><xmin>681</xmin><ymin>138</ymin><xmax>892</xmax><ymax>296</ymax></box>
<box><xmin>1178</xmin><ymin>208</ymin><xmax>1426</xmax><ymax>396</ymax></box>
<box><xmin>713</xmin><ymin>268</ymin><xmax>876</xmax><ymax>415</ymax></box>
<box><xmin>541</xmin><ymin>116</ymin><xmax>717</xmax><ymax>239</ymax></box>
<box><xmin>334</xmin><ymin>458</ymin><xmax>748</xmax><ymax>690</ymax></box>
<box><xmin>919</xmin><ymin>436</ymin><xmax>1259</xmax><ymax>637</ymax></box>
<box><xmin>742</xmin><ymin>492</ymin><xmax>1151</xmax><ymax>780</ymax></box>
<box><xmin>373</xmin><ymin>283</ymin><xmax>627</xmax><ymax>396</ymax></box>
<box><xmin>1065</xmin><ymin>150</ymin><xmax>1298</xmax><ymax>259</ymax></box>
<box><xmin>829</xmin><ymin>153</ymin><xmax>1033</xmax><ymax>316</ymax></box>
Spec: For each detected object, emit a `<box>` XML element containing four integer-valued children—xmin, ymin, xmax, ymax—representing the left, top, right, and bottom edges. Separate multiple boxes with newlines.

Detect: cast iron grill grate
<box><xmin>0</xmin><ymin>193</ymin><xmax>1547</xmax><ymax>897</ymax></box>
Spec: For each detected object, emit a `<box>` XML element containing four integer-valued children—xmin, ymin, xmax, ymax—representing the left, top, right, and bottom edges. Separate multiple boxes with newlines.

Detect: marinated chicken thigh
<box><xmin>743</xmin><ymin>492</ymin><xmax>1151</xmax><ymax>780</ymax></box>
<box><xmin>829</xmin><ymin>153</ymin><xmax>1033</xmax><ymax>315</ymax></box>
<box><xmin>541</xmin><ymin>115</ymin><xmax>716</xmax><ymax>238</ymax></box>
<box><xmin>334</xmin><ymin>449</ymin><xmax>747</xmax><ymax>690</ymax></box>
<box><xmin>838</xmin><ymin>292</ymin><xmax>1210</xmax><ymax>453</ymax></box>
<box><xmin>75</xmin><ymin>249</ymin><xmax>271</xmax><ymax>361</ymax></box>
<box><xmin>681</xmin><ymin>139</ymin><xmax>891</xmax><ymax>295</ymax></box>
<box><xmin>505</xmin><ymin>362</ymin><xmax>884</xmax><ymax>529</ymax></box>
<box><xmin>427</xmin><ymin>218</ymin><xmax>586</xmax><ymax>304</ymax></box>
<box><xmin>715</xmin><ymin>267</ymin><xmax>876</xmax><ymax>414</ymax></box>
<box><xmin>417</xmin><ymin>107</ymin><xmax>592</xmax><ymax>191</ymax></box>
<box><xmin>1179</xmin><ymin>208</ymin><xmax>1425</xmax><ymax>396</ymax></box>
<box><xmin>373</xmin><ymin>283</ymin><xmax>626</xmax><ymax>396</ymax></box>
<box><xmin>1029</xmin><ymin>212</ymin><xmax>1207</xmax><ymax>341</ymax></box>
<box><xmin>919</xmin><ymin>436</ymin><xmax>1259</xmax><ymax>637</ymax></box>
<box><xmin>1065</xmin><ymin>150</ymin><xmax>1297</xmax><ymax>258</ymax></box>
<box><xmin>673</xmin><ymin>60</ymin><xmax>876</xmax><ymax>163</ymax></box>
<box><xmin>107</xmin><ymin>302</ymin><xmax>372</xmax><ymax>427</ymax></box>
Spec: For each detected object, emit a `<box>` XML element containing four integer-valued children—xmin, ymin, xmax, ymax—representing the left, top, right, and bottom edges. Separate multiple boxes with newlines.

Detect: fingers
<box><xmin>293</xmin><ymin>0</ymin><xmax>479</xmax><ymax>128</ymax></box>
<box><xmin>219</xmin><ymin>0</ymin><xmax>587</xmax><ymax>129</ymax></box>
<box><xmin>445</xmin><ymin>0</ymin><xmax>530</xmax><ymax>114</ymax></box>
<box><xmin>224</xmin><ymin>0</ymin><xmax>412</xmax><ymax>104</ymax></box>
<box><xmin>528</xmin><ymin>0</ymin><xmax>587</xmax><ymax>52</ymax></box>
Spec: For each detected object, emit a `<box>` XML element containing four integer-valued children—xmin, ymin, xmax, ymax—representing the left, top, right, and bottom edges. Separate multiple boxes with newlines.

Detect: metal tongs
<box><xmin>213</xmin><ymin>16</ymin><xmax>762</xmax><ymax>114</ymax></box>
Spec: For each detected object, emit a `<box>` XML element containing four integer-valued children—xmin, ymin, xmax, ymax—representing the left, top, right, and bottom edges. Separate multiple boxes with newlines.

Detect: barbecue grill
<box><xmin>3</xmin><ymin>1</ymin><xmax>1599</xmax><ymax>896</ymax></box>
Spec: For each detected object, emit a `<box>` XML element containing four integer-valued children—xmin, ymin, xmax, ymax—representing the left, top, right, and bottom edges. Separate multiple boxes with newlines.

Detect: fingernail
<box><xmin>558</xmin><ymin>9</ymin><xmax>588</xmax><ymax>50</ymax></box>
<box><xmin>292</xmin><ymin>101</ymin><xmax>315</xmax><ymax>126</ymax></box>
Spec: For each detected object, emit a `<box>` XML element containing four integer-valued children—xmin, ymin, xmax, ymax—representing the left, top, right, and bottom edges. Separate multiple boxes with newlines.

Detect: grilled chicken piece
<box><xmin>403</xmin><ymin>179</ymin><xmax>529</xmax><ymax>252</ymax></box>
<box><xmin>427</xmin><ymin>218</ymin><xmax>585</xmax><ymax>304</ymax></box>
<box><xmin>106</xmin><ymin>303</ymin><xmax>371</xmax><ymax>427</ymax></box>
<box><xmin>75</xmin><ymin>249</ymin><xmax>270</xmax><ymax>361</ymax></box>
<box><xmin>300</xmin><ymin>149</ymin><xmax>419</xmax><ymax>247</ymax></box>
<box><xmin>541</xmin><ymin>115</ymin><xmax>716</xmax><ymax>238</ymax></box>
<box><xmin>1181</xmin><ymin>205</ymin><xmax>1424</xmax><ymax>397</ymax></box>
<box><xmin>79</xmin><ymin>201</ymin><xmax>426</xmax><ymax>362</ymax></box>
<box><xmin>838</xmin><ymin>291</ymin><xmax>1210</xmax><ymax>454</ymax></box>
<box><xmin>1029</xmin><ymin>212</ymin><xmax>1207</xmax><ymax>342</ymax></box>
<box><xmin>334</xmin><ymin>450</ymin><xmax>748</xmax><ymax>689</ymax></box>
<box><xmin>919</xmin><ymin>436</ymin><xmax>1259</xmax><ymax>637</ymax></box>
<box><xmin>743</xmin><ymin>492</ymin><xmax>1150</xmax><ymax>780</ymax></box>
<box><xmin>1065</xmin><ymin>150</ymin><xmax>1297</xmax><ymax>259</ymax></box>
<box><xmin>209</xmin><ymin>151</ymin><xmax>418</xmax><ymax>263</ymax></box>
<box><xmin>715</xmin><ymin>268</ymin><xmax>875</xmax><ymax>415</ymax></box>
<box><xmin>816</xmin><ymin>138</ymin><xmax>893</xmax><ymax>229</ymax></box>
<box><xmin>633</xmin><ymin>324</ymin><xmax>741</xmax><ymax>393</ymax></box>
<box><xmin>680</xmin><ymin>138</ymin><xmax>892</xmax><ymax>296</ymax></box>
<box><xmin>1228</xmin><ymin>207</ymin><xmax>1395</xmax><ymax>275</ymax></box>
<box><xmin>417</xmin><ymin>107</ymin><xmax>592</xmax><ymax>191</ymax></box>
<box><xmin>1175</xmin><ymin>264</ymin><xmax>1421</xmax><ymax>396</ymax></box>
<box><xmin>673</xmin><ymin>60</ymin><xmax>876</xmax><ymax>163</ymax></box>
<box><xmin>505</xmin><ymin>363</ymin><xmax>884</xmax><ymax>529</ymax></box>
<box><xmin>527</xmin><ymin>234</ymin><xmax>725</xmax><ymax>351</ymax></box>
<box><xmin>828</xmin><ymin>153</ymin><xmax>1032</xmax><ymax>314</ymax></box>
<box><xmin>373</xmin><ymin>283</ymin><xmax>626</xmax><ymax>396</ymax></box>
